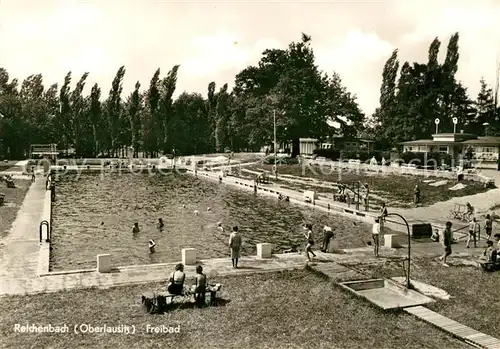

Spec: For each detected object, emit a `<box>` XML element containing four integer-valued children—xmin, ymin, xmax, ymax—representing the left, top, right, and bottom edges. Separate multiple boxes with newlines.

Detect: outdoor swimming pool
<box><xmin>50</xmin><ymin>172</ymin><xmax>381</xmax><ymax>271</ymax></box>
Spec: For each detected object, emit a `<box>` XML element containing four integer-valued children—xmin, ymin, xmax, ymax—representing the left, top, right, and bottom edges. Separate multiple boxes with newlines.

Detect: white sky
<box><xmin>1</xmin><ymin>0</ymin><xmax>499</xmax><ymax>115</ymax></box>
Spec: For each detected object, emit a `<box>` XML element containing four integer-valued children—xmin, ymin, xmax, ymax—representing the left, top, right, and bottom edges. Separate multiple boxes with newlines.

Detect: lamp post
<box><xmin>384</xmin><ymin>212</ymin><xmax>412</xmax><ymax>289</ymax></box>
<box><xmin>274</xmin><ymin>109</ymin><xmax>277</xmax><ymax>180</ymax></box>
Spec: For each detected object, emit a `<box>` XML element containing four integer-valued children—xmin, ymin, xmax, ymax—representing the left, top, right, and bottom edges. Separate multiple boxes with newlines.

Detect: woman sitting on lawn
<box><xmin>167</xmin><ymin>263</ymin><xmax>186</xmax><ymax>295</ymax></box>
<box><xmin>482</xmin><ymin>240</ymin><xmax>497</xmax><ymax>263</ymax></box>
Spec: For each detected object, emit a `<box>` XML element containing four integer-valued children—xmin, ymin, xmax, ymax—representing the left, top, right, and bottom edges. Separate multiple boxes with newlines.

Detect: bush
<box><xmin>398</xmin><ymin>152</ymin><xmax>452</xmax><ymax>167</ymax></box>
<box><xmin>263</xmin><ymin>156</ymin><xmax>299</xmax><ymax>165</ymax></box>
<box><xmin>313</xmin><ymin>148</ymin><xmax>341</xmax><ymax>160</ymax></box>
<box><xmin>313</xmin><ymin>149</ymin><xmax>390</xmax><ymax>162</ymax></box>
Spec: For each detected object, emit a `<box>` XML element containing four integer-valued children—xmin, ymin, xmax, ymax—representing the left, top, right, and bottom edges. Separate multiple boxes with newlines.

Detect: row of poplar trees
<box><xmin>370</xmin><ymin>32</ymin><xmax>500</xmax><ymax>149</ymax></box>
<box><xmin>0</xmin><ymin>34</ymin><xmax>364</xmax><ymax>159</ymax></box>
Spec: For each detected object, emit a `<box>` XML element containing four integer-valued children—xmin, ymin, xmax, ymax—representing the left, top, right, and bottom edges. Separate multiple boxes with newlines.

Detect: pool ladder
<box><xmin>39</xmin><ymin>220</ymin><xmax>51</xmax><ymax>243</ymax></box>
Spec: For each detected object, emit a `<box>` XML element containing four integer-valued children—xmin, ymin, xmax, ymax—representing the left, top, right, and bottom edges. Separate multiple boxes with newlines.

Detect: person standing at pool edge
<box><xmin>229</xmin><ymin>226</ymin><xmax>242</xmax><ymax>268</ymax></box>
<box><xmin>303</xmin><ymin>224</ymin><xmax>316</xmax><ymax>261</ymax></box>
<box><xmin>372</xmin><ymin>218</ymin><xmax>381</xmax><ymax>257</ymax></box>
<box><xmin>439</xmin><ymin>221</ymin><xmax>453</xmax><ymax>267</ymax></box>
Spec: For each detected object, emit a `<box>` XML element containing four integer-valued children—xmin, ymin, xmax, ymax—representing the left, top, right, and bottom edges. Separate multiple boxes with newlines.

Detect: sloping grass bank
<box><xmin>0</xmin><ymin>270</ymin><xmax>467</xmax><ymax>349</ymax></box>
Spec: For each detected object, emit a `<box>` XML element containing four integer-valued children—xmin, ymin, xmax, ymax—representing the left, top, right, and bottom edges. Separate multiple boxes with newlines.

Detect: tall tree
<box><xmin>69</xmin><ymin>72</ymin><xmax>89</xmax><ymax>156</ymax></box>
<box><xmin>215</xmin><ymin>83</ymin><xmax>230</xmax><ymax>152</ymax></box>
<box><xmin>126</xmin><ymin>81</ymin><xmax>142</xmax><ymax>157</ymax></box>
<box><xmin>88</xmin><ymin>83</ymin><xmax>102</xmax><ymax>156</ymax></box>
<box><xmin>468</xmin><ymin>78</ymin><xmax>497</xmax><ymax>136</ymax></box>
<box><xmin>441</xmin><ymin>33</ymin><xmax>460</xmax><ymax>121</ymax></box>
<box><xmin>105</xmin><ymin>66</ymin><xmax>126</xmax><ymax>156</ymax></box>
<box><xmin>376</xmin><ymin>49</ymin><xmax>400</xmax><ymax>139</ymax></box>
<box><xmin>58</xmin><ymin>72</ymin><xmax>72</xmax><ymax>153</ymax></box>
<box><xmin>207</xmin><ymin>81</ymin><xmax>217</xmax><ymax>149</ymax></box>
<box><xmin>159</xmin><ymin>65</ymin><xmax>180</xmax><ymax>154</ymax></box>
<box><xmin>144</xmin><ymin>68</ymin><xmax>160</xmax><ymax>156</ymax></box>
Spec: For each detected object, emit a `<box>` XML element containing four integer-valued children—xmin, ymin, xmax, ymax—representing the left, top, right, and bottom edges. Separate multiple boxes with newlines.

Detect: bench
<box><xmin>141</xmin><ymin>283</ymin><xmax>222</xmax><ymax>314</ymax></box>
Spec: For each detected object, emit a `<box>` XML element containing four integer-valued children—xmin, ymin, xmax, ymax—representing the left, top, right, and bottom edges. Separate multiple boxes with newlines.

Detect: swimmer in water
<box><xmin>194</xmin><ymin>210</ymin><xmax>199</xmax><ymax>215</ymax></box>
<box><xmin>149</xmin><ymin>239</ymin><xmax>156</xmax><ymax>253</ymax></box>
<box><xmin>157</xmin><ymin>218</ymin><xmax>164</xmax><ymax>230</ymax></box>
<box><xmin>132</xmin><ymin>223</ymin><xmax>140</xmax><ymax>234</ymax></box>
<box><xmin>207</xmin><ymin>207</ymin><xmax>211</xmax><ymax>212</ymax></box>
<box><xmin>182</xmin><ymin>204</ymin><xmax>186</xmax><ymax>208</ymax></box>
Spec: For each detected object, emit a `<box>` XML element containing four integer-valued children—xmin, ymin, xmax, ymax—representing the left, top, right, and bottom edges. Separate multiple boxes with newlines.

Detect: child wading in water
<box><xmin>149</xmin><ymin>239</ymin><xmax>156</xmax><ymax>253</ymax></box>
<box><xmin>303</xmin><ymin>224</ymin><xmax>316</xmax><ymax>261</ymax></box>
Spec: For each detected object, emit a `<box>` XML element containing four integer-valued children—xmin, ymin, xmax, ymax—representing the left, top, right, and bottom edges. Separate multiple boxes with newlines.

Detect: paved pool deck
<box><xmin>0</xmin><ymin>179</ymin><xmax>46</xmax><ymax>294</ymax></box>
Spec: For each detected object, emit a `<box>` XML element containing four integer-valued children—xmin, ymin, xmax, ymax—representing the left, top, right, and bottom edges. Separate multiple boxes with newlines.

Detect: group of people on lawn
<box><xmin>166</xmin><ymin>263</ymin><xmax>208</xmax><ymax>304</ymax></box>
<box><xmin>436</xmin><ymin>211</ymin><xmax>498</xmax><ymax>267</ymax></box>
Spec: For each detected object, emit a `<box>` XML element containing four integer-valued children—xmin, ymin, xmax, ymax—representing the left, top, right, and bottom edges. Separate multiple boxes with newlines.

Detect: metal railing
<box><xmin>39</xmin><ymin>220</ymin><xmax>51</xmax><ymax>243</ymax></box>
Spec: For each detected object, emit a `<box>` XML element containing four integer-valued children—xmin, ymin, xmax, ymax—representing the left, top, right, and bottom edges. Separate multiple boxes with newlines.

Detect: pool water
<box><xmin>50</xmin><ymin>172</ymin><xmax>375</xmax><ymax>271</ymax></box>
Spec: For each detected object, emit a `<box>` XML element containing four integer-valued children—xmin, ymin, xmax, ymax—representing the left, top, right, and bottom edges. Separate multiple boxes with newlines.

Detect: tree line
<box><xmin>370</xmin><ymin>32</ymin><xmax>500</xmax><ymax>149</ymax></box>
<box><xmin>1</xmin><ymin>32</ymin><xmax>498</xmax><ymax>160</ymax></box>
<box><xmin>0</xmin><ymin>34</ymin><xmax>364</xmax><ymax>159</ymax></box>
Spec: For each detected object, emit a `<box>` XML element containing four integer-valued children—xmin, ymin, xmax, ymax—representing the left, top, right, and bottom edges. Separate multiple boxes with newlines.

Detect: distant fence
<box><xmin>306</xmin><ymin>159</ymin><xmax>495</xmax><ymax>185</ymax></box>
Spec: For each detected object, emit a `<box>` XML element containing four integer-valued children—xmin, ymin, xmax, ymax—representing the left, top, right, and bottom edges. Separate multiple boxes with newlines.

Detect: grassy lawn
<box><xmin>0</xmin><ymin>179</ymin><xmax>30</xmax><ymax>238</ymax></box>
<box><xmin>0</xmin><ymin>270</ymin><xmax>468</xmax><ymax>349</ymax></box>
<box><xmin>355</xmin><ymin>257</ymin><xmax>500</xmax><ymax>338</ymax></box>
<box><xmin>249</xmin><ymin>164</ymin><xmax>491</xmax><ymax>208</ymax></box>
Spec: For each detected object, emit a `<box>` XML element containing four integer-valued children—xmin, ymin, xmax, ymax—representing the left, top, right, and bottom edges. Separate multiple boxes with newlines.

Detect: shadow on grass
<box><xmin>235</xmin><ymin>266</ymin><xmax>261</xmax><ymax>270</ymax></box>
<box><xmin>152</xmin><ymin>298</ymin><xmax>232</xmax><ymax>314</ymax></box>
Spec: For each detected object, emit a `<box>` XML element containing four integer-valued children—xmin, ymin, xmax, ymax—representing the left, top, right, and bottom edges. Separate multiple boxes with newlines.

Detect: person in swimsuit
<box><xmin>157</xmin><ymin>218</ymin><xmax>164</xmax><ymax>230</ymax></box>
<box><xmin>439</xmin><ymin>221</ymin><xmax>453</xmax><ymax>267</ymax></box>
<box><xmin>303</xmin><ymin>224</ymin><xmax>316</xmax><ymax>261</ymax></box>
<box><xmin>372</xmin><ymin>218</ymin><xmax>380</xmax><ymax>257</ymax></box>
<box><xmin>149</xmin><ymin>239</ymin><xmax>156</xmax><ymax>253</ymax></box>
<box><xmin>485</xmin><ymin>214</ymin><xmax>493</xmax><ymax>241</ymax></box>
<box><xmin>191</xmin><ymin>265</ymin><xmax>207</xmax><ymax>305</ymax></box>
<box><xmin>132</xmin><ymin>223</ymin><xmax>140</xmax><ymax>234</ymax></box>
<box><xmin>167</xmin><ymin>263</ymin><xmax>186</xmax><ymax>295</ymax></box>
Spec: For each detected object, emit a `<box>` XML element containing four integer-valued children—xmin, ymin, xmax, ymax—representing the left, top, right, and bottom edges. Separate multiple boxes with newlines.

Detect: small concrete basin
<box><xmin>340</xmin><ymin>278</ymin><xmax>435</xmax><ymax>310</ymax></box>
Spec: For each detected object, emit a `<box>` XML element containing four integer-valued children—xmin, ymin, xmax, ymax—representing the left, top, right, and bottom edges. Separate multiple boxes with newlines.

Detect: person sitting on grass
<box><xmin>191</xmin><ymin>265</ymin><xmax>207</xmax><ymax>305</ymax></box>
<box><xmin>481</xmin><ymin>240</ymin><xmax>497</xmax><ymax>263</ymax></box>
<box><xmin>167</xmin><ymin>263</ymin><xmax>186</xmax><ymax>295</ymax></box>
<box><xmin>495</xmin><ymin>233</ymin><xmax>500</xmax><ymax>252</ymax></box>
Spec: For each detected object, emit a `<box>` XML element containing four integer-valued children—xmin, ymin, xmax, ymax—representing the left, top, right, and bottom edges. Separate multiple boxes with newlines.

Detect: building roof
<box><xmin>431</xmin><ymin>133</ymin><xmax>476</xmax><ymax>137</ymax></box>
<box><xmin>401</xmin><ymin>136</ymin><xmax>500</xmax><ymax>146</ymax></box>
<box><xmin>462</xmin><ymin>136</ymin><xmax>500</xmax><ymax>145</ymax></box>
<box><xmin>400</xmin><ymin>139</ymin><xmax>434</xmax><ymax>145</ymax></box>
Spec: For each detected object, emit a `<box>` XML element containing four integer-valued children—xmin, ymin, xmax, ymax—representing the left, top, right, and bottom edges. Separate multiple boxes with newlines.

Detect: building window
<box><xmin>438</xmin><ymin>146</ymin><xmax>448</xmax><ymax>153</ymax></box>
<box><xmin>473</xmin><ymin>146</ymin><xmax>498</xmax><ymax>161</ymax></box>
<box><xmin>406</xmin><ymin>146</ymin><xmax>413</xmax><ymax>152</ymax></box>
